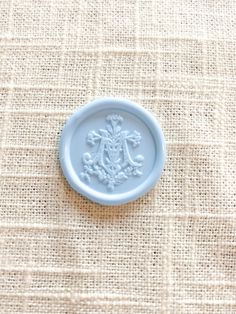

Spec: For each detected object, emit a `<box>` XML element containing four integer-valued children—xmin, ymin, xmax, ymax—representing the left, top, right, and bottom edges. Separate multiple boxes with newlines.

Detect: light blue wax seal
<box><xmin>59</xmin><ymin>98</ymin><xmax>166</xmax><ymax>205</ymax></box>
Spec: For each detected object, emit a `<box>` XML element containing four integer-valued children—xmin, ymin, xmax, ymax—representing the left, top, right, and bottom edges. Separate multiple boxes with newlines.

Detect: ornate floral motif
<box><xmin>80</xmin><ymin>114</ymin><xmax>144</xmax><ymax>191</ymax></box>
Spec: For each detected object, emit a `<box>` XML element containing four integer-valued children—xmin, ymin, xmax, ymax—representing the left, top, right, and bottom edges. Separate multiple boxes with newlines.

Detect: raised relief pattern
<box><xmin>80</xmin><ymin>114</ymin><xmax>144</xmax><ymax>191</ymax></box>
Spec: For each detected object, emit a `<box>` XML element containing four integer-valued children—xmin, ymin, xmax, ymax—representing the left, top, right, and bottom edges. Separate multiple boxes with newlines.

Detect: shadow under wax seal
<box><xmin>59</xmin><ymin>98</ymin><xmax>166</xmax><ymax>205</ymax></box>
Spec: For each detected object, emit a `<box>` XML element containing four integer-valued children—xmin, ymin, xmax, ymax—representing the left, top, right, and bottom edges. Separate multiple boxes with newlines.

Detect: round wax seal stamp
<box><xmin>59</xmin><ymin>98</ymin><xmax>166</xmax><ymax>205</ymax></box>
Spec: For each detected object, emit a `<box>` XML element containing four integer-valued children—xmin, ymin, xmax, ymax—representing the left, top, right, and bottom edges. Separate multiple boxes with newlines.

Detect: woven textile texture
<box><xmin>0</xmin><ymin>0</ymin><xmax>236</xmax><ymax>313</ymax></box>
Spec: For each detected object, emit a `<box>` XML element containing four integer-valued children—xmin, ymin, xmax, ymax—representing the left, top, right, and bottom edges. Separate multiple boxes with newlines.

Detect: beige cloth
<box><xmin>0</xmin><ymin>0</ymin><xmax>236</xmax><ymax>313</ymax></box>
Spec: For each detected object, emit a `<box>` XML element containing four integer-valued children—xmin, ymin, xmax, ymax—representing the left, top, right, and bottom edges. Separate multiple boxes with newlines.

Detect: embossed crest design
<box><xmin>80</xmin><ymin>114</ymin><xmax>144</xmax><ymax>191</ymax></box>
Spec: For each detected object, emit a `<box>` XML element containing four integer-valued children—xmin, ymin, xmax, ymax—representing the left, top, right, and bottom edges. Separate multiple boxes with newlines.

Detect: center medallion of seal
<box><xmin>80</xmin><ymin>114</ymin><xmax>144</xmax><ymax>191</ymax></box>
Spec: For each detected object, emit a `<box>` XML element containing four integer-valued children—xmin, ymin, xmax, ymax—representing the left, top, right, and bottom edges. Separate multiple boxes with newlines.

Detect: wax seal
<box><xmin>59</xmin><ymin>98</ymin><xmax>166</xmax><ymax>205</ymax></box>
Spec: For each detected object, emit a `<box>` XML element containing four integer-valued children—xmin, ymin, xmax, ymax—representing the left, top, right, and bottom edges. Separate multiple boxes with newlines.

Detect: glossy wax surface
<box><xmin>59</xmin><ymin>98</ymin><xmax>166</xmax><ymax>205</ymax></box>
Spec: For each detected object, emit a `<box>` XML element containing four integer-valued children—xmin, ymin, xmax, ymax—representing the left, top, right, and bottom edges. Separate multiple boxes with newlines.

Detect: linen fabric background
<box><xmin>0</xmin><ymin>0</ymin><xmax>236</xmax><ymax>313</ymax></box>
